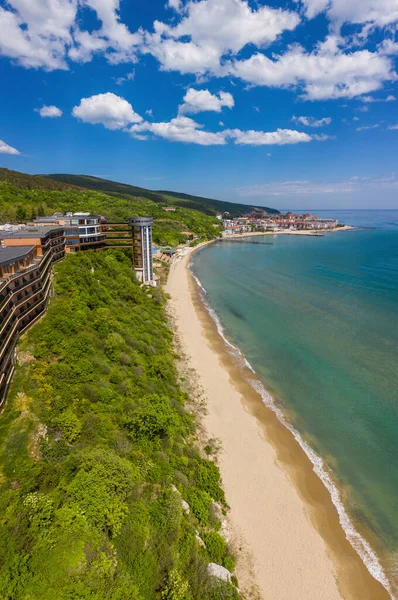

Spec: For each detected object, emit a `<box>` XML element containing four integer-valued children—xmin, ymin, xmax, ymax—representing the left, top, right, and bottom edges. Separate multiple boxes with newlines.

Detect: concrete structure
<box><xmin>0</xmin><ymin>226</ymin><xmax>66</xmax><ymax>405</ymax></box>
<box><xmin>127</xmin><ymin>217</ymin><xmax>154</xmax><ymax>284</ymax></box>
<box><xmin>34</xmin><ymin>213</ymin><xmax>106</xmax><ymax>252</ymax></box>
<box><xmin>35</xmin><ymin>213</ymin><xmax>155</xmax><ymax>282</ymax></box>
<box><xmin>0</xmin><ymin>226</ymin><xmax>65</xmax><ymax>262</ymax></box>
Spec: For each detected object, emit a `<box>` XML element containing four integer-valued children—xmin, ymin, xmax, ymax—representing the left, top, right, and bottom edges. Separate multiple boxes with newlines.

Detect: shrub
<box><xmin>54</xmin><ymin>409</ymin><xmax>82</xmax><ymax>444</ymax></box>
<box><xmin>161</xmin><ymin>569</ymin><xmax>189</xmax><ymax>600</ymax></box>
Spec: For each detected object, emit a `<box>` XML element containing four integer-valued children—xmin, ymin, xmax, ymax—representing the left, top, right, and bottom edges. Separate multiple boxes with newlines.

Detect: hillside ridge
<box><xmin>41</xmin><ymin>173</ymin><xmax>279</xmax><ymax>216</ymax></box>
<box><xmin>0</xmin><ymin>168</ymin><xmax>222</xmax><ymax>246</ymax></box>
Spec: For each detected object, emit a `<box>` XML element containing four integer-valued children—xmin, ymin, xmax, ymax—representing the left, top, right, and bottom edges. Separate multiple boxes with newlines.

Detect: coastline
<box><xmin>166</xmin><ymin>242</ymin><xmax>390</xmax><ymax>600</ymax></box>
<box><xmin>221</xmin><ymin>224</ymin><xmax>355</xmax><ymax>240</ymax></box>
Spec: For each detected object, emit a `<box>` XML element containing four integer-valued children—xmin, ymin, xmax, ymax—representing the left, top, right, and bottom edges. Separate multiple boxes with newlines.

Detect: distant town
<box><xmin>217</xmin><ymin>210</ymin><xmax>340</xmax><ymax>235</ymax></box>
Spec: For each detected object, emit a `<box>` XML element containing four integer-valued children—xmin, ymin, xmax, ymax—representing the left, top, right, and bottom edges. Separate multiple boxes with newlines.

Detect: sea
<box><xmin>190</xmin><ymin>210</ymin><xmax>398</xmax><ymax>598</ymax></box>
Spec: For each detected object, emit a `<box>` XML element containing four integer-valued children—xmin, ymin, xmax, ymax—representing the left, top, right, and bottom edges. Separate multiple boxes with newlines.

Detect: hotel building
<box><xmin>0</xmin><ymin>226</ymin><xmax>65</xmax><ymax>404</ymax></box>
<box><xmin>34</xmin><ymin>212</ymin><xmax>106</xmax><ymax>252</ymax></box>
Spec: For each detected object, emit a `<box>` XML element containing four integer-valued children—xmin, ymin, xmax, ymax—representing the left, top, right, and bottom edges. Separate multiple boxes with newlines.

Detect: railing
<box><xmin>15</xmin><ymin>271</ymin><xmax>51</xmax><ymax>314</ymax></box>
<box><xmin>7</xmin><ymin>252</ymin><xmax>51</xmax><ymax>286</ymax></box>
<box><xmin>10</xmin><ymin>255</ymin><xmax>52</xmax><ymax>294</ymax></box>
<box><xmin>0</xmin><ymin>268</ymin><xmax>51</xmax><ymax>340</ymax></box>
<box><xmin>18</xmin><ymin>285</ymin><xmax>52</xmax><ymax>334</ymax></box>
<box><xmin>0</xmin><ymin>305</ymin><xmax>17</xmax><ymax>340</ymax></box>
<box><xmin>18</xmin><ymin>286</ymin><xmax>50</xmax><ymax>323</ymax></box>
<box><xmin>0</xmin><ymin>292</ymin><xmax>12</xmax><ymax>315</ymax></box>
<box><xmin>0</xmin><ymin>319</ymin><xmax>18</xmax><ymax>362</ymax></box>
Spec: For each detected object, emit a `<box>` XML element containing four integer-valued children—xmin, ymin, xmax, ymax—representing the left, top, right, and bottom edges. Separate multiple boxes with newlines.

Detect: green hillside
<box><xmin>0</xmin><ymin>169</ymin><xmax>222</xmax><ymax>246</ymax></box>
<box><xmin>42</xmin><ymin>173</ymin><xmax>279</xmax><ymax>216</ymax></box>
<box><xmin>0</xmin><ymin>250</ymin><xmax>240</xmax><ymax>600</ymax></box>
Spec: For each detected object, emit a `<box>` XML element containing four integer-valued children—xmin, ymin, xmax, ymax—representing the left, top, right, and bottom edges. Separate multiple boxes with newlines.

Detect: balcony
<box><xmin>0</xmin><ymin>319</ymin><xmax>18</xmax><ymax>362</ymax></box>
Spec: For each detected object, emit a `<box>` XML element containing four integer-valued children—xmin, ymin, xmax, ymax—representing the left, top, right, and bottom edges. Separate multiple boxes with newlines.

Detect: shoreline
<box><xmin>166</xmin><ymin>241</ymin><xmax>390</xmax><ymax>600</ymax></box>
<box><xmin>220</xmin><ymin>224</ymin><xmax>355</xmax><ymax>240</ymax></box>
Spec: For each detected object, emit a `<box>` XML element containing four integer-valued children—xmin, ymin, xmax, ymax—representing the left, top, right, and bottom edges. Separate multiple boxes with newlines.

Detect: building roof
<box><xmin>33</xmin><ymin>216</ymin><xmax>59</xmax><ymax>224</ymax></box>
<box><xmin>34</xmin><ymin>213</ymin><xmax>102</xmax><ymax>223</ymax></box>
<box><xmin>0</xmin><ymin>226</ymin><xmax>64</xmax><ymax>239</ymax></box>
<box><xmin>127</xmin><ymin>217</ymin><xmax>154</xmax><ymax>226</ymax></box>
<box><xmin>0</xmin><ymin>245</ymin><xmax>35</xmax><ymax>267</ymax></box>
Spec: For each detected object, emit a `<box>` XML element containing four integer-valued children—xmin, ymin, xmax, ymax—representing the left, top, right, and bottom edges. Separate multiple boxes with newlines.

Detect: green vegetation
<box><xmin>41</xmin><ymin>173</ymin><xmax>279</xmax><ymax>217</ymax></box>
<box><xmin>0</xmin><ymin>250</ymin><xmax>240</xmax><ymax>600</ymax></box>
<box><xmin>0</xmin><ymin>169</ymin><xmax>223</xmax><ymax>246</ymax></box>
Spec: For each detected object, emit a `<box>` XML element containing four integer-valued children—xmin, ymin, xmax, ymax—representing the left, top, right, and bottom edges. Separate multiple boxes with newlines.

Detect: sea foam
<box><xmin>189</xmin><ymin>265</ymin><xmax>395</xmax><ymax>600</ymax></box>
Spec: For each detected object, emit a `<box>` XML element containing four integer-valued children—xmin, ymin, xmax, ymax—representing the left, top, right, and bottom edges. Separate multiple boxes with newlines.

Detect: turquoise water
<box><xmin>191</xmin><ymin>211</ymin><xmax>398</xmax><ymax>595</ymax></box>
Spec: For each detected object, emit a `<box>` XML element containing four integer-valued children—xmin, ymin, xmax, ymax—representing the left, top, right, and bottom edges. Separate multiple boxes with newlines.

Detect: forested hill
<box><xmin>0</xmin><ymin>168</ymin><xmax>222</xmax><ymax>246</ymax></box>
<box><xmin>42</xmin><ymin>173</ymin><xmax>279</xmax><ymax>216</ymax></box>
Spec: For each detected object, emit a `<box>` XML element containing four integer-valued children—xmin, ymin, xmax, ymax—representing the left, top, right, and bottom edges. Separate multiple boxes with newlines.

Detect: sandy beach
<box><xmin>166</xmin><ymin>243</ymin><xmax>390</xmax><ymax>600</ymax></box>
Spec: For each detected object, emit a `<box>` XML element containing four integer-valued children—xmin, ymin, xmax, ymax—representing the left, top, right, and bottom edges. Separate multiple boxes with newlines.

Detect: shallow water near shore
<box><xmin>190</xmin><ymin>210</ymin><xmax>398</xmax><ymax>597</ymax></box>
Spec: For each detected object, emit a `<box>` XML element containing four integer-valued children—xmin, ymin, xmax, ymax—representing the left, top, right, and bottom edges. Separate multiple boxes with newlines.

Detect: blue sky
<box><xmin>1</xmin><ymin>0</ymin><xmax>398</xmax><ymax>209</ymax></box>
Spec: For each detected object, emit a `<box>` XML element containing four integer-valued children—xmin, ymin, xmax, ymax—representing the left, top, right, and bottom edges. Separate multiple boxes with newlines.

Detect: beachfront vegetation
<box><xmin>0</xmin><ymin>169</ymin><xmax>222</xmax><ymax>246</ymax></box>
<box><xmin>0</xmin><ymin>249</ymin><xmax>240</xmax><ymax>600</ymax></box>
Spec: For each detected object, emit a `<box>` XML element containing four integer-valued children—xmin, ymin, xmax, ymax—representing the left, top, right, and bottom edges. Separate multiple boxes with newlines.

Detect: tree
<box><xmin>15</xmin><ymin>205</ymin><xmax>27</xmax><ymax>222</ymax></box>
<box><xmin>30</xmin><ymin>207</ymin><xmax>37</xmax><ymax>221</ymax></box>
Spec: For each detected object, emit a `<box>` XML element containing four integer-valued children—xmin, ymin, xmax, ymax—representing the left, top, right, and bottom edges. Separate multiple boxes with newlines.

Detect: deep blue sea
<box><xmin>191</xmin><ymin>210</ymin><xmax>398</xmax><ymax>597</ymax></box>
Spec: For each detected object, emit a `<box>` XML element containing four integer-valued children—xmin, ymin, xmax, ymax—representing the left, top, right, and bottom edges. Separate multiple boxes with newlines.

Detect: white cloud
<box><xmin>0</xmin><ymin>0</ymin><xmax>142</xmax><ymax>70</ymax></box>
<box><xmin>232</xmin><ymin>38</ymin><xmax>396</xmax><ymax>100</ymax></box>
<box><xmin>179</xmin><ymin>88</ymin><xmax>234</xmax><ymax>114</ymax></box>
<box><xmin>146</xmin><ymin>109</ymin><xmax>153</xmax><ymax>117</ymax></box>
<box><xmin>166</xmin><ymin>0</ymin><xmax>300</xmax><ymax>54</ymax></box>
<box><xmin>129</xmin><ymin>116</ymin><xmax>228</xmax><ymax>145</ymax></box>
<box><xmin>359</xmin><ymin>94</ymin><xmax>396</xmax><ymax>102</ymax></box>
<box><xmin>353</xmin><ymin>116</ymin><xmax>360</xmax><ymax>120</ymax></box>
<box><xmin>227</xmin><ymin>127</ymin><xmax>313</xmax><ymax>145</ymax></box>
<box><xmin>146</xmin><ymin>0</ymin><xmax>299</xmax><ymax>75</ymax></box>
<box><xmin>266</xmin><ymin>152</ymin><xmax>272</xmax><ymax>157</ymax></box>
<box><xmin>379</xmin><ymin>39</ymin><xmax>398</xmax><ymax>56</ymax></box>
<box><xmin>72</xmin><ymin>92</ymin><xmax>142</xmax><ymax>130</ymax></box>
<box><xmin>127</xmin><ymin>119</ymin><xmax>323</xmax><ymax>147</ymax></box>
<box><xmin>0</xmin><ymin>139</ymin><xmax>20</xmax><ymax>155</ymax></box>
<box><xmin>237</xmin><ymin>174</ymin><xmax>398</xmax><ymax>197</ymax></box>
<box><xmin>312</xmin><ymin>133</ymin><xmax>334</xmax><ymax>140</ymax></box>
<box><xmin>35</xmin><ymin>105</ymin><xmax>63</xmax><ymax>118</ymax></box>
<box><xmin>1</xmin><ymin>0</ymin><xmax>396</xmax><ymax>110</ymax></box>
<box><xmin>114</xmin><ymin>71</ymin><xmax>135</xmax><ymax>85</ymax></box>
<box><xmin>387</xmin><ymin>124</ymin><xmax>398</xmax><ymax>130</ymax></box>
<box><xmin>76</xmin><ymin>0</ymin><xmax>142</xmax><ymax>62</ymax></box>
<box><xmin>143</xmin><ymin>37</ymin><xmax>224</xmax><ymax>75</ymax></box>
<box><xmin>356</xmin><ymin>123</ymin><xmax>379</xmax><ymax>131</ymax></box>
<box><xmin>292</xmin><ymin>115</ymin><xmax>332</xmax><ymax>127</ymax></box>
<box><xmin>0</xmin><ymin>2</ymin><xmax>75</xmax><ymax>70</ymax></box>
<box><xmin>167</xmin><ymin>0</ymin><xmax>182</xmax><ymax>11</ymax></box>
<box><xmin>68</xmin><ymin>29</ymin><xmax>108</xmax><ymax>63</ymax></box>
<box><xmin>298</xmin><ymin>0</ymin><xmax>398</xmax><ymax>31</ymax></box>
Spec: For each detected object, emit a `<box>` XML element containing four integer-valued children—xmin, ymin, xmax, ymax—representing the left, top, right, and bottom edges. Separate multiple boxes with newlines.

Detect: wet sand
<box><xmin>166</xmin><ymin>243</ymin><xmax>390</xmax><ymax>600</ymax></box>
